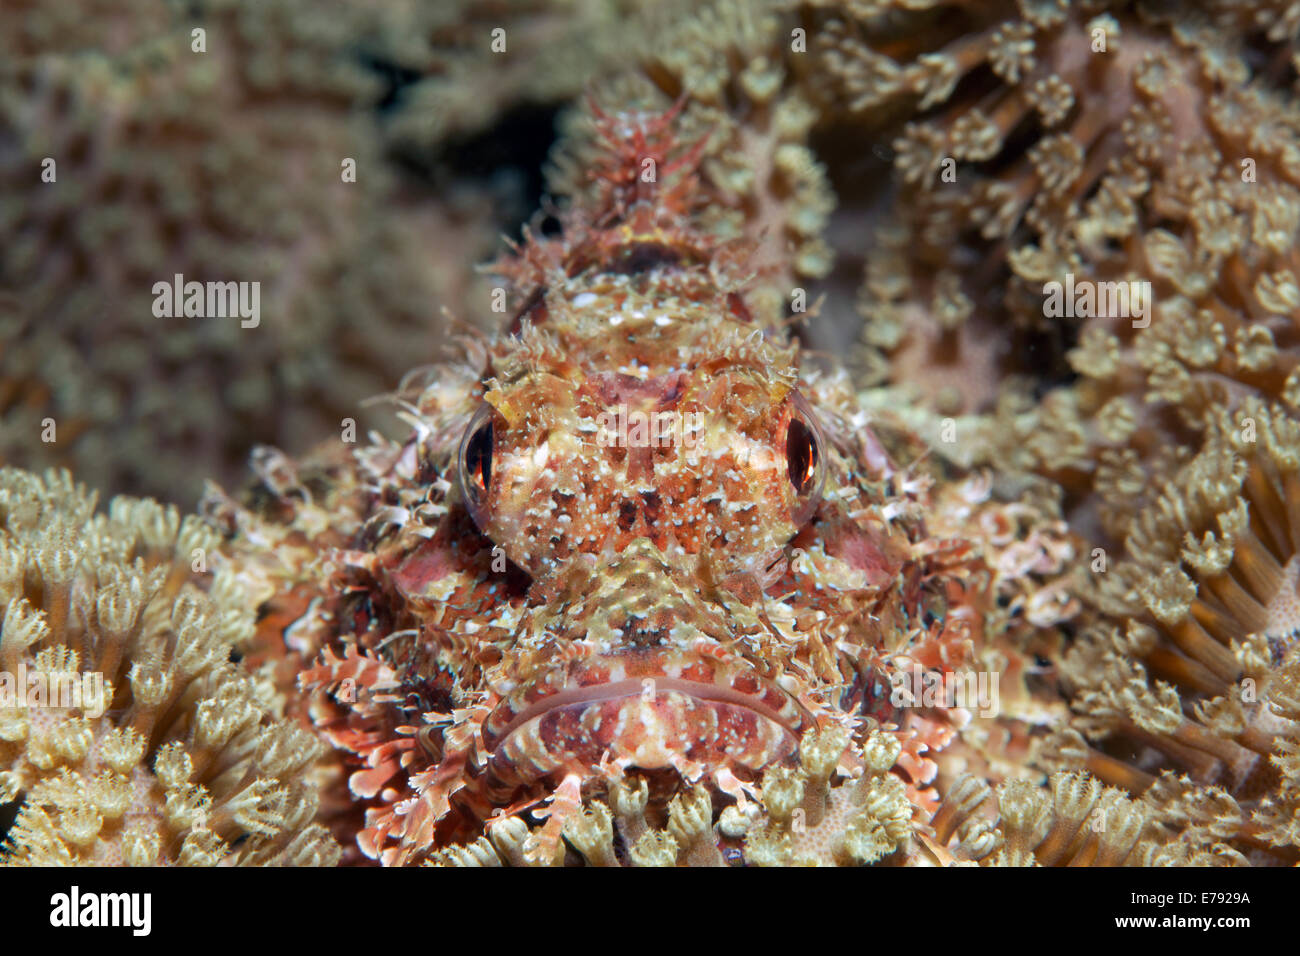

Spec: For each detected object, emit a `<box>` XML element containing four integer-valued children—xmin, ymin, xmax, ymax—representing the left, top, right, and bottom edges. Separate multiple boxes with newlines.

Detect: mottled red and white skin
<box><xmin>209</xmin><ymin>102</ymin><xmax>1064</xmax><ymax>865</ymax></box>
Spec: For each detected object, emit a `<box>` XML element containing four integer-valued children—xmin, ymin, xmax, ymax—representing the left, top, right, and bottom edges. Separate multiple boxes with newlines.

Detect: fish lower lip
<box><xmin>484</xmin><ymin>674</ymin><xmax>809</xmax><ymax>752</ymax></box>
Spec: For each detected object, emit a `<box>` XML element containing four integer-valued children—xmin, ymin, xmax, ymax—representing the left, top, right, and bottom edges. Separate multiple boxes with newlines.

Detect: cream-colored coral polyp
<box><xmin>0</xmin><ymin>467</ymin><xmax>339</xmax><ymax>866</ymax></box>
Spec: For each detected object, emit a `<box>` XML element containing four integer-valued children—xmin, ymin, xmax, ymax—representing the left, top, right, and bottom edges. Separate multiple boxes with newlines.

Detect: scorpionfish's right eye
<box><xmin>458</xmin><ymin>403</ymin><xmax>496</xmax><ymax>529</ymax></box>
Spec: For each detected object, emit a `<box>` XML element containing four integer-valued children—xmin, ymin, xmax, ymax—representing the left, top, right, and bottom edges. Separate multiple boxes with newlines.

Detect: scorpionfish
<box><xmin>207</xmin><ymin>100</ymin><xmax>1071</xmax><ymax>866</ymax></box>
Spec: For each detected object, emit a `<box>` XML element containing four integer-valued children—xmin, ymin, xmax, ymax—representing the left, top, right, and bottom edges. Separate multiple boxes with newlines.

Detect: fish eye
<box><xmin>459</xmin><ymin>403</ymin><xmax>496</xmax><ymax>527</ymax></box>
<box><xmin>785</xmin><ymin>393</ymin><xmax>826</xmax><ymax>524</ymax></box>
<box><xmin>787</xmin><ymin>417</ymin><xmax>818</xmax><ymax>495</ymax></box>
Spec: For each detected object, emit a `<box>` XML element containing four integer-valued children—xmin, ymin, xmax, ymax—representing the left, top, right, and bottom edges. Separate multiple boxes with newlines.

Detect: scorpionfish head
<box><xmin>454</xmin><ymin>296</ymin><xmax>831</xmax><ymax>784</ymax></box>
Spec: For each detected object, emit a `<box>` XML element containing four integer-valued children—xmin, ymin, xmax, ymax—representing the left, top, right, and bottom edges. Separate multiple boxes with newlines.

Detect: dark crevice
<box><xmin>356</xmin><ymin>52</ymin><xmax>424</xmax><ymax>114</ymax></box>
<box><xmin>387</xmin><ymin>102</ymin><xmax>563</xmax><ymax>240</ymax></box>
<box><xmin>0</xmin><ymin>796</ymin><xmax>19</xmax><ymax>848</ymax></box>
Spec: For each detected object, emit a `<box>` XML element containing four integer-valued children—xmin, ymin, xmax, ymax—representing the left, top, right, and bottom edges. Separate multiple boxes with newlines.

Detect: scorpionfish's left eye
<box><xmin>785</xmin><ymin>392</ymin><xmax>826</xmax><ymax>525</ymax></box>
<box><xmin>458</xmin><ymin>403</ymin><xmax>495</xmax><ymax>528</ymax></box>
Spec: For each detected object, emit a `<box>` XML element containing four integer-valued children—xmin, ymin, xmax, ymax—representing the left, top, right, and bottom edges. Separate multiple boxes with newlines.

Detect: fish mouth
<box><xmin>482</xmin><ymin>650</ymin><xmax>812</xmax><ymax>779</ymax></box>
<box><xmin>486</xmin><ymin>675</ymin><xmax>806</xmax><ymax>745</ymax></box>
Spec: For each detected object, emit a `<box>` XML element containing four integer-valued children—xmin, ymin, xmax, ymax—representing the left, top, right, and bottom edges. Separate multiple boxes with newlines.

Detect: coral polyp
<box><xmin>0</xmin><ymin>467</ymin><xmax>339</xmax><ymax>866</ymax></box>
